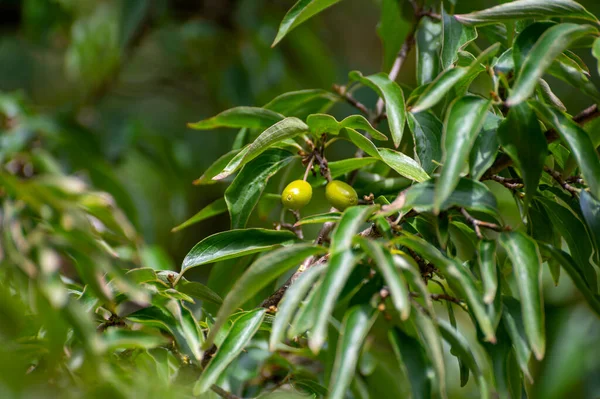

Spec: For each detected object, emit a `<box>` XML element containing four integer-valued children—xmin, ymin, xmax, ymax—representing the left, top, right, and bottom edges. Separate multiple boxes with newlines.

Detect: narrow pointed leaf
<box><xmin>358</xmin><ymin>238</ymin><xmax>410</xmax><ymax>320</ymax></box>
<box><xmin>407</xmin><ymin>111</ymin><xmax>443</xmax><ymax>175</ymax></box>
<box><xmin>388</xmin><ymin>328</ymin><xmax>433</xmax><ymax>399</ymax></box>
<box><xmin>171</xmin><ymin>198</ymin><xmax>227</xmax><ymax>232</ymax></box>
<box><xmin>349</xmin><ymin>71</ymin><xmax>407</xmax><ymax>147</ymax></box>
<box><xmin>507</xmin><ymin>23</ymin><xmax>597</xmax><ymax>106</ymax></box>
<box><xmin>469</xmin><ymin>112</ymin><xmax>501</xmax><ymax>180</ymax></box>
<box><xmin>310</xmin><ymin>206</ymin><xmax>377</xmax><ymax>352</ymax></box>
<box><xmin>176</xmin><ymin>280</ymin><xmax>223</xmax><ymax>305</ymax></box>
<box><xmin>416</xmin><ymin>16</ymin><xmax>442</xmax><ymax>85</ymax></box>
<box><xmin>478</xmin><ymin>240</ymin><xmax>498</xmax><ymax>304</ymax></box>
<box><xmin>497</xmin><ymin>103</ymin><xmax>546</xmax><ymax>208</ymax></box>
<box><xmin>306</xmin><ymin>114</ymin><xmax>387</xmax><ymax>140</ymax></box>
<box><xmin>294</xmin><ymin>212</ymin><xmax>341</xmax><ymax>226</ymax></box>
<box><xmin>531</xmin><ymin>102</ymin><xmax>600</xmax><ymax>199</ymax></box>
<box><xmin>214</xmin><ymin>117</ymin><xmax>309</xmax><ymax>180</ymax></box>
<box><xmin>377</xmin><ymin>0</ymin><xmax>409</xmax><ymax>70</ymax></box>
<box><xmin>410</xmin><ymin>67</ymin><xmax>467</xmax><ymax>113</ymax></box>
<box><xmin>435</xmin><ymin>96</ymin><xmax>491</xmax><ymax>213</ymax></box>
<box><xmin>193</xmin><ymin>149</ymin><xmax>240</xmax><ymax>185</ymax></box>
<box><xmin>181</xmin><ymin>229</ymin><xmax>299</xmax><ymax>274</ymax></box>
<box><xmin>442</xmin><ymin>8</ymin><xmax>477</xmax><ymax>70</ymax></box>
<box><xmin>194</xmin><ymin>309</ymin><xmax>266</xmax><ymax>394</ymax></box>
<box><xmin>455</xmin><ymin>0</ymin><xmax>598</xmax><ymax>26</ymax></box>
<box><xmin>225</xmin><ymin>149</ymin><xmax>295</xmax><ymax>228</ymax></box>
<box><xmin>269</xmin><ymin>265</ymin><xmax>325</xmax><ymax>351</ymax></box>
<box><xmin>272</xmin><ymin>0</ymin><xmax>341</xmax><ymax>46</ymax></box>
<box><xmin>413</xmin><ymin>310</ymin><xmax>447</xmax><ymax>399</ymax></box>
<box><xmin>499</xmin><ymin>232</ymin><xmax>545</xmax><ymax>360</ymax></box>
<box><xmin>580</xmin><ymin>191</ymin><xmax>600</xmax><ymax>265</ymax></box>
<box><xmin>549</xmin><ymin>53</ymin><xmax>600</xmax><ymax>103</ymax></box>
<box><xmin>264</xmin><ymin>89</ymin><xmax>338</xmax><ymax>117</ymax></box>
<box><xmin>188</xmin><ymin>107</ymin><xmax>284</xmax><ymax>130</ymax></box>
<box><xmin>204</xmin><ymin>244</ymin><xmax>325</xmax><ymax>349</ymax></box>
<box><xmin>329</xmin><ymin>306</ymin><xmax>376</xmax><ymax>399</ymax></box>
<box><xmin>502</xmin><ymin>297</ymin><xmax>533</xmax><ymax>382</ymax></box>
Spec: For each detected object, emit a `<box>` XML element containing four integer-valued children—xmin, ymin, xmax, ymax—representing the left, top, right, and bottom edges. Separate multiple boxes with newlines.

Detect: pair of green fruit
<box><xmin>281</xmin><ymin>179</ymin><xmax>358</xmax><ymax>211</ymax></box>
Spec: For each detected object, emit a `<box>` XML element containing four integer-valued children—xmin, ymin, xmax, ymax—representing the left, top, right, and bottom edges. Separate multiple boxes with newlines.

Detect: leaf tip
<box><xmin>212</xmin><ymin>172</ymin><xmax>228</xmax><ymax>181</ymax></box>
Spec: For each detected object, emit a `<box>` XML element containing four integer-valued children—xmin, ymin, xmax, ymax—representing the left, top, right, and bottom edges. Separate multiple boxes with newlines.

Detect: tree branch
<box><xmin>460</xmin><ymin>208</ymin><xmax>505</xmax><ymax>239</ymax></box>
<box><xmin>211</xmin><ymin>384</ymin><xmax>242</xmax><ymax>399</ymax></box>
<box><xmin>544</xmin><ymin>166</ymin><xmax>580</xmax><ymax>196</ymax></box>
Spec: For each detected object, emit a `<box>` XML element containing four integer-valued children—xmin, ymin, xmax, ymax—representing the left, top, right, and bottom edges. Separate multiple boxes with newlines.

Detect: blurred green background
<box><xmin>2</xmin><ymin>1</ymin><xmax>600</xmax><ymax>397</ymax></box>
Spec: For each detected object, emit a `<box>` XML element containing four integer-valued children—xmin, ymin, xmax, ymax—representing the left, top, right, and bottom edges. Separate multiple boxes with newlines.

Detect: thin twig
<box><xmin>460</xmin><ymin>208</ymin><xmax>504</xmax><ymax>239</ymax></box>
<box><xmin>211</xmin><ymin>384</ymin><xmax>242</xmax><ymax>399</ymax></box>
<box><xmin>544</xmin><ymin>166</ymin><xmax>580</xmax><ymax>196</ymax></box>
<box><xmin>486</xmin><ymin>174</ymin><xmax>524</xmax><ymax>190</ymax></box>
<box><xmin>303</xmin><ymin>156</ymin><xmax>314</xmax><ymax>181</ymax></box>
<box><xmin>332</xmin><ymin>84</ymin><xmax>371</xmax><ymax>116</ymax></box>
<box><xmin>565</xmin><ymin>175</ymin><xmax>585</xmax><ymax>185</ymax></box>
<box><xmin>409</xmin><ymin>291</ymin><xmax>464</xmax><ymax>306</ymax></box>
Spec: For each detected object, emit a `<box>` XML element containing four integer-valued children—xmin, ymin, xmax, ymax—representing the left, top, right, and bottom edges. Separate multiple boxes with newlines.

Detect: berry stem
<box><xmin>303</xmin><ymin>156</ymin><xmax>314</xmax><ymax>181</ymax></box>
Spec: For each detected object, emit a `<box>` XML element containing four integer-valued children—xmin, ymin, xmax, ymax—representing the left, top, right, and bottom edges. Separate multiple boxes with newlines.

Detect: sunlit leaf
<box><xmin>188</xmin><ymin>107</ymin><xmax>284</xmax><ymax>130</ymax></box>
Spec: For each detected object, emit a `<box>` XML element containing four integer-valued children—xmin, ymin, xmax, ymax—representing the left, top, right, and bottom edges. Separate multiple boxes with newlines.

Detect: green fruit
<box><xmin>325</xmin><ymin>180</ymin><xmax>358</xmax><ymax>211</ymax></box>
<box><xmin>281</xmin><ymin>180</ymin><xmax>313</xmax><ymax>210</ymax></box>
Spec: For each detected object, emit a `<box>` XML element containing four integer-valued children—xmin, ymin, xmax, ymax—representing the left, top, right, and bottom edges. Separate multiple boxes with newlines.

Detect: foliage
<box><xmin>2</xmin><ymin>0</ymin><xmax>600</xmax><ymax>398</ymax></box>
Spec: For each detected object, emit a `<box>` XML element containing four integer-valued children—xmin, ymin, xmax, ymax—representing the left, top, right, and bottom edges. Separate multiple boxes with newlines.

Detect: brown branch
<box><xmin>544</xmin><ymin>166</ymin><xmax>579</xmax><ymax>196</ymax></box>
<box><xmin>484</xmin><ymin>104</ymin><xmax>600</xmax><ymax>176</ymax></box>
<box><xmin>486</xmin><ymin>174</ymin><xmax>524</xmax><ymax>190</ymax></box>
<box><xmin>211</xmin><ymin>384</ymin><xmax>242</xmax><ymax>399</ymax></box>
<box><xmin>332</xmin><ymin>84</ymin><xmax>371</xmax><ymax>116</ymax></box>
<box><xmin>460</xmin><ymin>208</ymin><xmax>505</xmax><ymax>239</ymax></box>
<box><xmin>410</xmin><ymin>291</ymin><xmax>464</xmax><ymax>306</ymax></box>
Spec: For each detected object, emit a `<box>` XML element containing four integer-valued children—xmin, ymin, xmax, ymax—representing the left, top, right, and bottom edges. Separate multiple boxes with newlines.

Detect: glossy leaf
<box><xmin>269</xmin><ymin>265</ymin><xmax>325</xmax><ymax>351</ymax></box>
<box><xmin>214</xmin><ymin>117</ymin><xmax>309</xmax><ymax>180</ymax></box>
<box><xmin>477</xmin><ymin>240</ymin><xmax>498</xmax><ymax>304</ymax></box>
<box><xmin>294</xmin><ymin>211</ymin><xmax>341</xmax><ymax>226</ymax></box>
<box><xmin>442</xmin><ymin>8</ymin><xmax>477</xmax><ymax>70</ymax></box>
<box><xmin>102</xmin><ymin>328</ymin><xmax>169</xmax><ymax>351</ymax></box>
<box><xmin>497</xmin><ymin>103</ymin><xmax>547</xmax><ymax>208</ymax></box>
<box><xmin>171</xmin><ymin>198</ymin><xmax>228</xmax><ymax>232</ymax></box>
<box><xmin>329</xmin><ymin>306</ymin><xmax>376</xmax><ymax>399</ymax></box>
<box><xmin>204</xmin><ymin>244</ymin><xmax>324</xmax><ymax>348</ymax></box>
<box><xmin>388</xmin><ymin>327</ymin><xmax>433</xmax><ymax>399</ymax></box>
<box><xmin>309</xmin><ymin>206</ymin><xmax>377</xmax><ymax>352</ymax></box>
<box><xmin>499</xmin><ymin>232</ymin><xmax>545</xmax><ymax>360</ymax></box>
<box><xmin>455</xmin><ymin>0</ymin><xmax>598</xmax><ymax>26</ymax></box>
<box><xmin>264</xmin><ymin>89</ymin><xmax>338</xmax><ymax>117</ymax></box>
<box><xmin>377</xmin><ymin>0</ymin><xmax>409</xmax><ymax>70</ymax></box>
<box><xmin>307</xmin><ymin>114</ymin><xmax>387</xmax><ymax>140</ymax></box>
<box><xmin>176</xmin><ymin>280</ymin><xmax>223</xmax><ymax>305</ymax></box>
<box><xmin>357</xmin><ymin>238</ymin><xmax>410</xmax><ymax>320</ymax></box>
<box><xmin>225</xmin><ymin>149</ymin><xmax>295</xmax><ymax>228</ymax></box>
<box><xmin>507</xmin><ymin>23</ymin><xmax>597</xmax><ymax>106</ymax></box>
<box><xmin>435</xmin><ymin>96</ymin><xmax>491</xmax><ymax>213</ymax></box>
<box><xmin>416</xmin><ymin>16</ymin><xmax>442</xmax><ymax>85</ymax></box>
<box><xmin>502</xmin><ymin>297</ymin><xmax>533</xmax><ymax>382</ymax></box>
<box><xmin>413</xmin><ymin>310</ymin><xmax>447</xmax><ymax>399</ymax></box>
<box><xmin>410</xmin><ymin>67</ymin><xmax>467</xmax><ymax>113</ymax></box>
<box><xmin>407</xmin><ymin>111</ymin><xmax>443</xmax><ymax>175</ymax></box>
<box><xmin>549</xmin><ymin>53</ymin><xmax>600</xmax><ymax>103</ymax></box>
<box><xmin>349</xmin><ymin>71</ymin><xmax>407</xmax><ymax>147</ymax></box>
<box><xmin>193</xmin><ymin>149</ymin><xmax>240</xmax><ymax>185</ymax></box>
<box><xmin>272</xmin><ymin>0</ymin><xmax>342</xmax><ymax>46</ymax></box>
<box><xmin>181</xmin><ymin>229</ymin><xmax>299</xmax><ymax>274</ymax></box>
<box><xmin>188</xmin><ymin>107</ymin><xmax>283</xmax><ymax>130</ymax></box>
<box><xmin>593</xmin><ymin>37</ymin><xmax>600</xmax><ymax>76</ymax></box>
<box><xmin>580</xmin><ymin>191</ymin><xmax>600</xmax><ymax>265</ymax></box>
<box><xmin>533</xmin><ymin>102</ymin><xmax>600</xmax><ymax>199</ymax></box>
<box><xmin>194</xmin><ymin>309</ymin><xmax>266</xmax><ymax>394</ymax></box>
<box><xmin>469</xmin><ymin>112</ymin><xmax>501</xmax><ymax>180</ymax></box>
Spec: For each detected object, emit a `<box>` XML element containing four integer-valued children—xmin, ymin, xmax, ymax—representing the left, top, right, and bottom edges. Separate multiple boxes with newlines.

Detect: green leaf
<box><xmin>377</xmin><ymin>0</ymin><xmax>409</xmax><ymax>71</ymax></box>
<box><xmin>269</xmin><ymin>265</ymin><xmax>326</xmax><ymax>351</ymax></box>
<box><xmin>416</xmin><ymin>16</ymin><xmax>442</xmax><ymax>85</ymax></box>
<box><xmin>329</xmin><ymin>306</ymin><xmax>376</xmax><ymax>399</ymax></box>
<box><xmin>507</xmin><ymin>23</ymin><xmax>597</xmax><ymax>106</ymax></box>
<box><xmin>388</xmin><ymin>327</ymin><xmax>432</xmax><ymax>399</ymax></box>
<box><xmin>497</xmin><ymin>103</ymin><xmax>547</xmax><ymax>208</ymax></box>
<box><xmin>171</xmin><ymin>198</ymin><xmax>228</xmax><ymax>233</ymax></box>
<box><xmin>438</xmin><ymin>320</ymin><xmax>491</xmax><ymax>399</ymax></box>
<box><xmin>593</xmin><ymin>37</ymin><xmax>600</xmax><ymax>77</ymax></box>
<box><xmin>340</xmin><ymin>115</ymin><xmax>388</xmax><ymax>141</ymax></box>
<box><xmin>549</xmin><ymin>53</ymin><xmax>600</xmax><ymax>103</ymax></box>
<box><xmin>272</xmin><ymin>0</ymin><xmax>342</xmax><ymax>46</ymax></box>
<box><xmin>306</xmin><ymin>114</ymin><xmax>387</xmax><ymax>140</ymax></box>
<box><xmin>193</xmin><ymin>149</ymin><xmax>241</xmax><ymax>185</ymax></box>
<box><xmin>502</xmin><ymin>297</ymin><xmax>533</xmax><ymax>382</ymax></box>
<box><xmin>513</xmin><ymin>22</ymin><xmax>554</xmax><ymax>76</ymax></box>
<box><xmin>294</xmin><ymin>211</ymin><xmax>341</xmax><ymax>226</ymax></box>
<box><xmin>203</xmin><ymin>244</ymin><xmax>325</xmax><ymax>349</ymax></box>
<box><xmin>455</xmin><ymin>0</ymin><xmax>598</xmax><ymax>26</ymax></box>
<box><xmin>349</xmin><ymin>71</ymin><xmax>407</xmax><ymax>147</ymax></box>
<box><xmin>413</xmin><ymin>310</ymin><xmax>447</xmax><ymax>399</ymax></box>
<box><xmin>531</xmin><ymin>102</ymin><xmax>600</xmax><ymax>199</ymax></box>
<box><xmin>499</xmin><ymin>232</ymin><xmax>545</xmax><ymax>360</ymax></box>
<box><xmin>407</xmin><ymin>111</ymin><xmax>443</xmax><ymax>175</ymax></box>
<box><xmin>477</xmin><ymin>240</ymin><xmax>498</xmax><ymax>304</ymax></box>
<box><xmin>396</xmin><ymin>233</ymin><xmax>496</xmax><ymax>343</ymax></box>
<box><xmin>339</xmin><ymin>128</ymin><xmax>429</xmax><ymax>182</ymax></box>
<box><xmin>403</xmin><ymin>178</ymin><xmax>499</xmax><ymax>216</ymax></box>
<box><xmin>214</xmin><ymin>117</ymin><xmax>309</xmax><ymax>180</ymax></box>
<box><xmin>309</xmin><ymin>205</ymin><xmax>377</xmax><ymax>352</ymax></box>
<box><xmin>194</xmin><ymin>309</ymin><xmax>266</xmax><ymax>394</ymax></box>
<box><xmin>539</xmin><ymin>243</ymin><xmax>600</xmax><ymax>316</ymax></box>
<box><xmin>357</xmin><ymin>238</ymin><xmax>410</xmax><ymax>320</ymax></box>
<box><xmin>176</xmin><ymin>280</ymin><xmax>223</xmax><ymax>305</ymax></box>
<box><xmin>102</xmin><ymin>328</ymin><xmax>170</xmax><ymax>351</ymax></box>
<box><xmin>435</xmin><ymin>96</ymin><xmax>491</xmax><ymax>213</ymax></box>
<box><xmin>264</xmin><ymin>89</ymin><xmax>338</xmax><ymax>117</ymax></box>
<box><xmin>469</xmin><ymin>112</ymin><xmax>501</xmax><ymax>180</ymax></box>
<box><xmin>410</xmin><ymin>67</ymin><xmax>468</xmax><ymax>113</ymax></box>
<box><xmin>580</xmin><ymin>191</ymin><xmax>600</xmax><ymax>266</ymax></box>
<box><xmin>442</xmin><ymin>8</ymin><xmax>477</xmax><ymax>70</ymax></box>
<box><xmin>288</xmin><ymin>277</ymin><xmax>323</xmax><ymax>339</ymax></box>
<box><xmin>187</xmin><ymin>107</ymin><xmax>284</xmax><ymax>130</ymax></box>
<box><xmin>181</xmin><ymin>229</ymin><xmax>299</xmax><ymax>274</ymax></box>
<box><xmin>225</xmin><ymin>149</ymin><xmax>295</xmax><ymax>229</ymax></box>
<box><xmin>536</xmin><ymin>197</ymin><xmax>597</xmax><ymax>292</ymax></box>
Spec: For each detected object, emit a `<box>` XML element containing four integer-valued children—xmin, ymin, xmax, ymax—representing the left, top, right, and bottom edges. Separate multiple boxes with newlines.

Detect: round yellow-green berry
<box><xmin>325</xmin><ymin>180</ymin><xmax>358</xmax><ymax>211</ymax></box>
<box><xmin>281</xmin><ymin>180</ymin><xmax>313</xmax><ymax>210</ymax></box>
